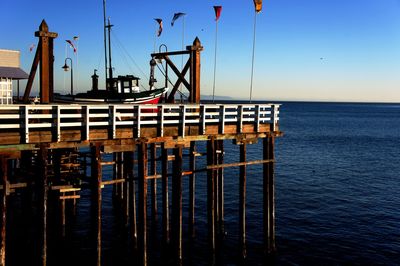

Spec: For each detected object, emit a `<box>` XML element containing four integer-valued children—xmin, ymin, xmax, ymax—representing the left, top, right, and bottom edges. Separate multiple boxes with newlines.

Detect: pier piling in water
<box><xmin>0</xmin><ymin>102</ymin><xmax>280</xmax><ymax>265</ymax></box>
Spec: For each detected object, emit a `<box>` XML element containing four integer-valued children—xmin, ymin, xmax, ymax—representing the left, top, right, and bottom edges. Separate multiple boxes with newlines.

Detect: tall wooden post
<box><xmin>24</xmin><ymin>20</ymin><xmax>58</xmax><ymax>104</ymax></box>
<box><xmin>123</xmin><ymin>152</ymin><xmax>132</xmax><ymax>225</ymax></box>
<box><xmin>188</xmin><ymin>37</ymin><xmax>203</xmax><ymax>103</ymax></box>
<box><xmin>161</xmin><ymin>143</ymin><xmax>170</xmax><ymax>248</ymax></box>
<box><xmin>38</xmin><ymin>145</ymin><xmax>49</xmax><ymax>266</ymax></box>
<box><xmin>239</xmin><ymin>143</ymin><xmax>247</xmax><ymax>259</ymax></box>
<box><xmin>150</xmin><ymin>144</ymin><xmax>158</xmax><ymax>228</ymax></box>
<box><xmin>188</xmin><ymin>142</ymin><xmax>196</xmax><ymax>239</ymax></box>
<box><xmin>263</xmin><ymin>136</ymin><xmax>276</xmax><ymax>254</ymax></box>
<box><xmin>0</xmin><ymin>157</ymin><xmax>7</xmax><ymax>266</ymax></box>
<box><xmin>91</xmin><ymin>144</ymin><xmax>103</xmax><ymax>266</ymax></box>
<box><xmin>138</xmin><ymin>142</ymin><xmax>148</xmax><ymax>265</ymax></box>
<box><xmin>217</xmin><ymin>140</ymin><xmax>224</xmax><ymax>237</ymax></box>
<box><xmin>207</xmin><ymin>138</ymin><xmax>216</xmax><ymax>261</ymax></box>
<box><xmin>171</xmin><ymin>145</ymin><xmax>183</xmax><ymax>264</ymax></box>
<box><xmin>129</xmin><ymin>151</ymin><xmax>138</xmax><ymax>249</ymax></box>
<box><xmin>161</xmin><ymin>142</ymin><xmax>170</xmax><ymax>247</ymax></box>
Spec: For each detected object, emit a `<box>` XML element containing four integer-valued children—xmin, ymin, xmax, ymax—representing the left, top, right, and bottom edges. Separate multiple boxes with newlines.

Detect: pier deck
<box><xmin>0</xmin><ymin>102</ymin><xmax>281</xmax><ymax>266</ymax></box>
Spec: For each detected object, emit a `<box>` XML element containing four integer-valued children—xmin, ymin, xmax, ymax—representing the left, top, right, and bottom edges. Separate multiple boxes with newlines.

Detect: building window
<box><xmin>0</xmin><ymin>78</ymin><xmax>13</xmax><ymax>105</ymax></box>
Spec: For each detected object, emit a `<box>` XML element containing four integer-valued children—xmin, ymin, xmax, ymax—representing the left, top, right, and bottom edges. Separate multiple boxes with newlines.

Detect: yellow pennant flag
<box><xmin>253</xmin><ymin>0</ymin><xmax>262</xmax><ymax>13</ymax></box>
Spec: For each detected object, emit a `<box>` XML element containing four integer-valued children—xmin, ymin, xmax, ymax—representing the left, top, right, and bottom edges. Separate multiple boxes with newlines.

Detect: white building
<box><xmin>0</xmin><ymin>49</ymin><xmax>28</xmax><ymax>104</ymax></box>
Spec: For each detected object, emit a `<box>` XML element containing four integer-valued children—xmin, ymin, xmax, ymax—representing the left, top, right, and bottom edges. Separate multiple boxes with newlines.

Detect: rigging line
<box><xmin>155</xmin><ymin>64</ymin><xmax>187</xmax><ymax>98</ymax></box>
<box><xmin>111</xmin><ymin>31</ymin><xmax>149</xmax><ymax>81</ymax></box>
<box><xmin>156</xmin><ymin>63</ymin><xmax>175</xmax><ymax>89</ymax></box>
<box><xmin>249</xmin><ymin>11</ymin><xmax>258</xmax><ymax>103</ymax></box>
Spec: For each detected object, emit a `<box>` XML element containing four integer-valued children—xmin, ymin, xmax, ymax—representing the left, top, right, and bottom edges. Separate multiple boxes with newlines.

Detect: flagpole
<box><xmin>249</xmin><ymin>11</ymin><xmax>257</xmax><ymax>103</ymax></box>
<box><xmin>212</xmin><ymin>19</ymin><xmax>218</xmax><ymax>103</ymax></box>
<box><xmin>180</xmin><ymin>16</ymin><xmax>185</xmax><ymax>100</ymax></box>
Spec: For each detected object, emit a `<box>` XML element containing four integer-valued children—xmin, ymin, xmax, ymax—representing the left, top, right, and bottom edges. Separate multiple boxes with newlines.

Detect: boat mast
<box><xmin>103</xmin><ymin>0</ymin><xmax>108</xmax><ymax>86</ymax></box>
<box><xmin>106</xmin><ymin>18</ymin><xmax>114</xmax><ymax>82</ymax></box>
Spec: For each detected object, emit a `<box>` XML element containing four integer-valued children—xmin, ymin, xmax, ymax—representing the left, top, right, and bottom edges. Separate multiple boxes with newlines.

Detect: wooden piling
<box><xmin>38</xmin><ymin>144</ymin><xmax>48</xmax><ymax>266</ymax></box>
<box><xmin>91</xmin><ymin>144</ymin><xmax>103</xmax><ymax>266</ymax></box>
<box><xmin>239</xmin><ymin>143</ymin><xmax>247</xmax><ymax>259</ymax></box>
<box><xmin>188</xmin><ymin>141</ymin><xmax>196</xmax><ymax>239</ymax></box>
<box><xmin>150</xmin><ymin>143</ymin><xmax>158</xmax><ymax>228</ymax></box>
<box><xmin>171</xmin><ymin>145</ymin><xmax>183</xmax><ymax>264</ymax></box>
<box><xmin>263</xmin><ymin>136</ymin><xmax>276</xmax><ymax>254</ymax></box>
<box><xmin>161</xmin><ymin>143</ymin><xmax>170</xmax><ymax>247</ymax></box>
<box><xmin>217</xmin><ymin>140</ymin><xmax>224</xmax><ymax>237</ymax></box>
<box><xmin>129</xmin><ymin>151</ymin><xmax>138</xmax><ymax>249</ymax></box>
<box><xmin>0</xmin><ymin>157</ymin><xmax>7</xmax><ymax>266</ymax></box>
<box><xmin>207</xmin><ymin>138</ymin><xmax>216</xmax><ymax>259</ymax></box>
<box><xmin>123</xmin><ymin>152</ymin><xmax>132</xmax><ymax>225</ymax></box>
<box><xmin>138</xmin><ymin>142</ymin><xmax>148</xmax><ymax>265</ymax></box>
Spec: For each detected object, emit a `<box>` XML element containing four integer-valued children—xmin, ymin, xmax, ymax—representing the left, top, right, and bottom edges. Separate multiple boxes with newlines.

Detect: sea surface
<box><xmin>5</xmin><ymin>101</ymin><xmax>400</xmax><ymax>265</ymax></box>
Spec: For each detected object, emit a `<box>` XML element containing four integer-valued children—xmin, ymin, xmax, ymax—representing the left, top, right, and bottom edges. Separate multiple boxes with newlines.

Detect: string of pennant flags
<box><xmin>153</xmin><ymin>1</ymin><xmax>262</xmax><ymax>37</ymax></box>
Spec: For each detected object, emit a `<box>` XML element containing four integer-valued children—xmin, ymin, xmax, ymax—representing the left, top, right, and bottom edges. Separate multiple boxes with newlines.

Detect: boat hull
<box><xmin>54</xmin><ymin>87</ymin><xmax>168</xmax><ymax>104</ymax></box>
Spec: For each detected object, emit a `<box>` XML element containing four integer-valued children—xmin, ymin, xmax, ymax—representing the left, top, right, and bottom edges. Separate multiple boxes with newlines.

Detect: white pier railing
<box><xmin>0</xmin><ymin>103</ymin><xmax>280</xmax><ymax>143</ymax></box>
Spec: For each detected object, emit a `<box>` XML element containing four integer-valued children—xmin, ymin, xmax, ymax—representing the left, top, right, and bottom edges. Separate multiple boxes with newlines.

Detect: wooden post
<box><xmin>138</xmin><ymin>142</ymin><xmax>148</xmax><ymax>266</ymax></box>
<box><xmin>161</xmin><ymin>143</ymin><xmax>170</xmax><ymax>247</ymax></box>
<box><xmin>172</xmin><ymin>145</ymin><xmax>183</xmax><ymax>264</ymax></box>
<box><xmin>239</xmin><ymin>143</ymin><xmax>247</xmax><ymax>259</ymax></box>
<box><xmin>217</xmin><ymin>140</ymin><xmax>224</xmax><ymax>237</ymax></box>
<box><xmin>123</xmin><ymin>152</ymin><xmax>132</xmax><ymax>225</ymax></box>
<box><xmin>91</xmin><ymin>144</ymin><xmax>102</xmax><ymax>266</ymax></box>
<box><xmin>188</xmin><ymin>37</ymin><xmax>203</xmax><ymax>103</ymax></box>
<box><xmin>129</xmin><ymin>151</ymin><xmax>138</xmax><ymax>249</ymax></box>
<box><xmin>207</xmin><ymin>138</ymin><xmax>216</xmax><ymax>260</ymax></box>
<box><xmin>0</xmin><ymin>157</ymin><xmax>7</xmax><ymax>266</ymax></box>
<box><xmin>263</xmin><ymin>136</ymin><xmax>276</xmax><ymax>254</ymax></box>
<box><xmin>150</xmin><ymin>144</ymin><xmax>158</xmax><ymax>228</ymax></box>
<box><xmin>34</xmin><ymin>20</ymin><xmax>58</xmax><ymax>104</ymax></box>
<box><xmin>61</xmin><ymin>196</ymin><xmax>66</xmax><ymax>237</ymax></box>
<box><xmin>38</xmin><ymin>144</ymin><xmax>48</xmax><ymax>266</ymax></box>
<box><xmin>188</xmin><ymin>141</ymin><xmax>196</xmax><ymax>239</ymax></box>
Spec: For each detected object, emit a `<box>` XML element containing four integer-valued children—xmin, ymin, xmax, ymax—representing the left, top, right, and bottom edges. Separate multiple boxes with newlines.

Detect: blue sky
<box><xmin>2</xmin><ymin>0</ymin><xmax>400</xmax><ymax>102</ymax></box>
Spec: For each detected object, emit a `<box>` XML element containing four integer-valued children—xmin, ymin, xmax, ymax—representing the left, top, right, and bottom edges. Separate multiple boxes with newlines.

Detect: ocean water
<box><xmin>5</xmin><ymin>102</ymin><xmax>400</xmax><ymax>265</ymax></box>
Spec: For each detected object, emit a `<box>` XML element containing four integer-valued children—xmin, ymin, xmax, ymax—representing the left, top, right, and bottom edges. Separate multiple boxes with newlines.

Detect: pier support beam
<box><xmin>263</xmin><ymin>136</ymin><xmax>276</xmax><ymax>254</ymax></box>
<box><xmin>216</xmin><ymin>140</ymin><xmax>224</xmax><ymax>237</ymax></box>
<box><xmin>161</xmin><ymin>143</ymin><xmax>170</xmax><ymax>248</ymax></box>
<box><xmin>129</xmin><ymin>151</ymin><xmax>138</xmax><ymax>249</ymax></box>
<box><xmin>38</xmin><ymin>145</ymin><xmax>49</xmax><ymax>266</ymax></box>
<box><xmin>171</xmin><ymin>145</ymin><xmax>183</xmax><ymax>264</ymax></box>
<box><xmin>138</xmin><ymin>142</ymin><xmax>148</xmax><ymax>266</ymax></box>
<box><xmin>207</xmin><ymin>138</ymin><xmax>216</xmax><ymax>261</ymax></box>
<box><xmin>239</xmin><ymin>143</ymin><xmax>247</xmax><ymax>259</ymax></box>
<box><xmin>0</xmin><ymin>157</ymin><xmax>7</xmax><ymax>266</ymax></box>
<box><xmin>91</xmin><ymin>144</ymin><xmax>103</xmax><ymax>266</ymax></box>
<box><xmin>188</xmin><ymin>142</ymin><xmax>196</xmax><ymax>239</ymax></box>
<box><xmin>150</xmin><ymin>144</ymin><xmax>158</xmax><ymax>229</ymax></box>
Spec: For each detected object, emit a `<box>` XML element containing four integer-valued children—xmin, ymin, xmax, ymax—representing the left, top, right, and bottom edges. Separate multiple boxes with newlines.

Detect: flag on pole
<box><xmin>154</xmin><ymin>18</ymin><xmax>163</xmax><ymax>37</ymax></box>
<box><xmin>253</xmin><ymin>0</ymin><xmax>262</xmax><ymax>13</ymax></box>
<box><xmin>171</xmin><ymin>12</ymin><xmax>186</xmax><ymax>26</ymax></box>
<box><xmin>66</xmin><ymin>40</ymin><xmax>77</xmax><ymax>53</ymax></box>
<box><xmin>29</xmin><ymin>44</ymin><xmax>36</xmax><ymax>52</ymax></box>
<box><xmin>214</xmin><ymin>6</ymin><xmax>222</xmax><ymax>21</ymax></box>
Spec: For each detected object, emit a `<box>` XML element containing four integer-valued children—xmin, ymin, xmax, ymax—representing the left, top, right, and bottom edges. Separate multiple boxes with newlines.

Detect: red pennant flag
<box><xmin>154</xmin><ymin>18</ymin><xmax>163</xmax><ymax>37</ymax></box>
<box><xmin>214</xmin><ymin>6</ymin><xmax>222</xmax><ymax>21</ymax></box>
<box><xmin>66</xmin><ymin>40</ymin><xmax>77</xmax><ymax>53</ymax></box>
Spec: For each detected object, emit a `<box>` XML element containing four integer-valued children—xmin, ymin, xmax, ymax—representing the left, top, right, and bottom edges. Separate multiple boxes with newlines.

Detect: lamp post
<box><xmin>62</xmin><ymin>57</ymin><xmax>74</xmax><ymax>96</ymax></box>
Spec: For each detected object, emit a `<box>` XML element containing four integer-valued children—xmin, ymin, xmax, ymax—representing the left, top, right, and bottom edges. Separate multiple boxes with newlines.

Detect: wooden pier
<box><xmin>0</xmin><ymin>102</ymin><xmax>280</xmax><ymax>265</ymax></box>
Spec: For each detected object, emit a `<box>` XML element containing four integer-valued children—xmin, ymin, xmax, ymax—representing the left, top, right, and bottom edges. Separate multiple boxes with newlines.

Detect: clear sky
<box><xmin>2</xmin><ymin>0</ymin><xmax>400</xmax><ymax>102</ymax></box>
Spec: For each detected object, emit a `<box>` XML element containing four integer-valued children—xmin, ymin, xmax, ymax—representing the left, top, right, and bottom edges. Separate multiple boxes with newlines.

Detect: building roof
<box><xmin>0</xmin><ymin>66</ymin><xmax>29</xmax><ymax>79</ymax></box>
